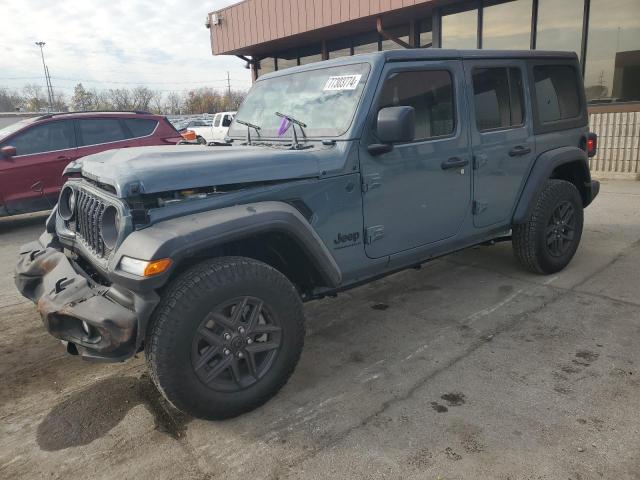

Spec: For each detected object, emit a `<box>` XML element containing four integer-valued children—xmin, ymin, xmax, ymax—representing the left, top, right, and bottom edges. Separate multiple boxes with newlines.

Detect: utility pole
<box><xmin>35</xmin><ymin>41</ymin><xmax>54</xmax><ymax>112</ymax></box>
<box><xmin>226</xmin><ymin>71</ymin><xmax>231</xmax><ymax>97</ymax></box>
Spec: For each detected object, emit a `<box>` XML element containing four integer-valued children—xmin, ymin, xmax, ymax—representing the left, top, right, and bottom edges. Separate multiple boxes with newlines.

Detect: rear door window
<box><xmin>78</xmin><ymin>118</ymin><xmax>130</xmax><ymax>146</ymax></box>
<box><xmin>123</xmin><ymin>118</ymin><xmax>158</xmax><ymax>138</ymax></box>
<box><xmin>377</xmin><ymin>70</ymin><xmax>455</xmax><ymax>141</ymax></box>
<box><xmin>7</xmin><ymin>120</ymin><xmax>75</xmax><ymax>156</ymax></box>
<box><xmin>533</xmin><ymin>65</ymin><xmax>580</xmax><ymax>123</ymax></box>
<box><xmin>213</xmin><ymin>114</ymin><xmax>221</xmax><ymax>127</ymax></box>
<box><xmin>222</xmin><ymin>115</ymin><xmax>233</xmax><ymax>127</ymax></box>
<box><xmin>472</xmin><ymin>67</ymin><xmax>525</xmax><ymax>131</ymax></box>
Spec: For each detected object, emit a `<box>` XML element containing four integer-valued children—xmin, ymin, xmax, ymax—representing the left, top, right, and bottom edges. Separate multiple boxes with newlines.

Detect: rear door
<box><xmin>75</xmin><ymin>117</ymin><xmax>133</xmax><ymax>157</ymax></box>
<box><xmin>0</xmin><ymin>119</ymin><xmax>77</xmax><ymax>214</ymax></box>
<box><xmin>465</xmin><ymin>60</ymin><xmax>535</xmax><ymax>227</ymax></box>
<box><xmin>359</xmin><ymin>60</ymin><xmax>472</xmax><ymax>259</ymax></box>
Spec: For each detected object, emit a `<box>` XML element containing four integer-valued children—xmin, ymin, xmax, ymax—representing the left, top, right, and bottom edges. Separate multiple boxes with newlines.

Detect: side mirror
<box><xmin>1</xmin><ymin>145</ymin><xmax>17</xmax><ymax>159</ymax></box>
<box><xmin>377</xmin><ymin>106</ymin><xmax>415</xmax><ymax>144</ymax></box>
<box><xmin>368</xmin><ymin>106</ymin><xmax>415</xmax><ymax>156</ymax></box>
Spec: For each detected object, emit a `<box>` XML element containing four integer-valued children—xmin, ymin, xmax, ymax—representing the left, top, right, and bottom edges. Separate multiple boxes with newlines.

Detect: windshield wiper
<box><xmin>275</xmin><ymin>112</ymin><xmax>307</xmax><ymax>149</ymax></box>
<box><xmin>235</xmin><ymin>119</ymin><xmax>261</xmax><ymax>145</ymax></box>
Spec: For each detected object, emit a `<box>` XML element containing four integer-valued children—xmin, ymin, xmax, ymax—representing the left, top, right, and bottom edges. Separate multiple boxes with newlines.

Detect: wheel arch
<box><xmin>512</xmin><ymin>146</ymin><xmax>593</xmax><ymax>225</ymax></box>
<box><xmin>112</xmin><ymin>201</ymin><xmax>342</xmax><ymax>296</ymax></box>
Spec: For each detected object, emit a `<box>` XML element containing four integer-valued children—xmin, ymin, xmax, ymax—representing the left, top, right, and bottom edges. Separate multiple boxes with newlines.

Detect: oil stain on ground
<box><xmin>37</xmin><ymin>374</ymin><xmax>191</xmax><ymax>451</ymax></box>
<box><xmin>441</xmin><ymin>392</ymin><xmax>466</xmax><ymax>406</ymax></box>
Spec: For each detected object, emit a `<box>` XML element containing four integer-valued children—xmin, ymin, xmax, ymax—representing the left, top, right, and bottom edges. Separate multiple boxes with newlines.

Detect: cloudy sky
<box><xmin>2</xmin><ymin>0</ymin><xmax>250</xmax><ymax>97</ymax></box>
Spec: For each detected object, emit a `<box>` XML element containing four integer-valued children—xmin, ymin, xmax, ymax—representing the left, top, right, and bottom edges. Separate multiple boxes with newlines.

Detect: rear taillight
<box><xmin>586</xmin><ymin>133</ymin><xmax>597</xmax><ymax>158</ymax></box>
<box><xmin>181</xmin><ymin>130</ymin><xmax>196</xmax><ymax>141</ymax></box>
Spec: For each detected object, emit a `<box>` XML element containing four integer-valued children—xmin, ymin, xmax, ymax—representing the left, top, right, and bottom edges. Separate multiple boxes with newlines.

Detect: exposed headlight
<box><xmin>101</xmin><ymin>205</ymin><xmax>121</xmax><ymax>250</ymax></box>
<box><xmin>58</xmin><ymin>186</ymin><xmax>76</xmax><ymax>221</ymax></box>
<box><xmin>119</xmin><ymin>256</ymin><xmax>172</xmax><ymax>277</ymax></box>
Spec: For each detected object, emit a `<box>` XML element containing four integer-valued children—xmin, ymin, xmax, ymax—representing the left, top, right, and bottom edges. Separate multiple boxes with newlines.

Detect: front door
<box><xmin>464</xmin><ymin>60</ymin><xmax>535</xmax><ymax>228</ymax></box>
<box><xmin>360</xmin><ymin>60</ymin><xmax>472</xmax><ymax>259</ymax></box>
<box><xmin>0</xmin><ymin>119</ymin><xmax>77</xmax><ymax>214</ymax></box>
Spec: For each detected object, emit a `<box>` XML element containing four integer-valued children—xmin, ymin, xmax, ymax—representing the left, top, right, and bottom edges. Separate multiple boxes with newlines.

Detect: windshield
<box><xmin>0</xmin><ymin>117</ymin><xmax>38</xmax><ymax>141</ymax></box>
<box><xmin>229</xmin><ymin>63</ymin><xmax>370</xmax><ymax>139</ymax></box>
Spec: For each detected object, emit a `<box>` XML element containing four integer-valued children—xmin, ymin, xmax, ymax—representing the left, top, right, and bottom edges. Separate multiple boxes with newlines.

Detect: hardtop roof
<box><xmin>257</xmin><ymin>49</ymin><xmax>578</xmax><ymax>81</ymax></box>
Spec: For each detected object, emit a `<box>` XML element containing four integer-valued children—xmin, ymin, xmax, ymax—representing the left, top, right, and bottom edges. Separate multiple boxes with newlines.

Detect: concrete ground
<box><xmin>1</xmin><ymin>180</ymin><xmax>639</xmax><ymax>480</ymax></box>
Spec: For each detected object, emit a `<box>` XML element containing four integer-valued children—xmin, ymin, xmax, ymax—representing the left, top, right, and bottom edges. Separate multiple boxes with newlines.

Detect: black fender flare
<box><xmin>109</xmin><ymin>201</ymin><xmax>342</xmax><ymax>291</ymax></box>
<box><xmin>512</xmin><ymin>146</ymin><xmax>592</xmax><ymax>225</ymax></box>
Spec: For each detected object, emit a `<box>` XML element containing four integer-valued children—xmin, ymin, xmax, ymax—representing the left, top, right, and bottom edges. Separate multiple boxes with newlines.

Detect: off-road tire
<box><xmin>512</xmin><ymin>179</ymin><xmax>584</xmax><ymax>274</ymax></box>
<box><xmin>146</xmin><ymin>256</ymin><xmax>305</xmax><ymax>420</ymax></box>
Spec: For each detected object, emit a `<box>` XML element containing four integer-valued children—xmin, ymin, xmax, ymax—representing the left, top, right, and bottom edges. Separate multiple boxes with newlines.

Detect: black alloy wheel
<box><xmin>191</xmin><ymin>296</ymin><xmax>282</xmax><ymax>392</ymax></box>
<box><xmin>545</xmin><ymin>200</ymin><xmax>577</xmax><ymax>257</ymax></box>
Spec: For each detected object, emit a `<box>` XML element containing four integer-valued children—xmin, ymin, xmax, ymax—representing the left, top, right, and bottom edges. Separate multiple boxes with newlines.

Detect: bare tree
<box><xmin>130</xmin><ymin>86</ymin><xmax>155</xmax><ymax>111</ymax></box>
<box><xmin>0</xmin><ymin>87</ymin><xmax>23</xmax><ymax>111</ymax></box>
<box><xmin>165</xmin><ymin>91</ymin><xmax>183</xmax><ymax>115</ymax></box>
<box><xmin>151</xmin><ymin>91</ymin><xmax>165</xmax><ymax>114</ymax></box>
<box><xmin>108</xmin><ymin>88</ymin><xmax>131</xmax><ymax>110</ymax></box>
<box><xmin>22</xmin><ymin>83</ymin><xmax>46</xmax><ymax>111</ymax></box>
<box><xmin>71</xmin><ymin>83</ymin><xmax>94</xmax><ymax>111</ymax></box>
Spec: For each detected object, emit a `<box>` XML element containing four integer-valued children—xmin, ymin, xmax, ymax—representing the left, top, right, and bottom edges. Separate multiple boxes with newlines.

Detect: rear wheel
<box><xmin>512</xmin><ymin>179</ymin><xmax>584</xmax><ymax>274</ymax></box>
<box><xmin>146</xmin><ymin>257</ymin><xmax>305</xmax><ymax>420</ymax></box>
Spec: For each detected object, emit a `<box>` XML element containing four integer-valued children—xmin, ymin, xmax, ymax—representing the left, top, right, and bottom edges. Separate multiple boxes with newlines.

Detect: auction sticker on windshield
<box><xmin>323</xmin><ymin>75</ymin><xmax>362</xmax><ymax>91</ymax></box>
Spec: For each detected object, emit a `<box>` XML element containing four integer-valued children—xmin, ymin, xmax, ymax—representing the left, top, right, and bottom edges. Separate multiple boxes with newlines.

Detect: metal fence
<box><xmin>589</xmin><ymin>111</ymin><xmax>640</xmax><ymax>178</ymax></box>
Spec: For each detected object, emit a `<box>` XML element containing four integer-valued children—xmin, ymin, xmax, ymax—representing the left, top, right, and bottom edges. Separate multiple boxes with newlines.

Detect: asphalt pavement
<box><xmin>1</xmin><ymin>180</ymin><xmax>639</xmax><ymax>480</ymax></box>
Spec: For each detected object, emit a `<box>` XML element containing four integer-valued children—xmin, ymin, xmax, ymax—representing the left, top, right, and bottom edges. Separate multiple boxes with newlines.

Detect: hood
<box><xmin>70</xmin><ymin>145</ymin><xmax>323</xmax><ymax>197</ymax></box>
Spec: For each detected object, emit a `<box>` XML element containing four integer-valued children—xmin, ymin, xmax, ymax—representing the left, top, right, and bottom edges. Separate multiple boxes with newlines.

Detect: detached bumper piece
<box><xmin>15</xmin><ymin>241</ymin><xmax>138</xmax><ymax>361</ymax></box>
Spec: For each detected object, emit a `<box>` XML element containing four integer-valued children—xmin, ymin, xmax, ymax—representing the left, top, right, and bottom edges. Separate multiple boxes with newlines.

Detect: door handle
<box><xmin>57</xmin><ymin>155</ymin><xmax>71</xmax><ymax>161</ymax></box>
<box><xmin>508</xmin><ymin>145</ymin><xmax>532</xmax><ymax>157</ymax></box>
<box><xmin>441</xmin><ymin>157</ymin><xmax>469</xmax><ymax>170</ymax></box>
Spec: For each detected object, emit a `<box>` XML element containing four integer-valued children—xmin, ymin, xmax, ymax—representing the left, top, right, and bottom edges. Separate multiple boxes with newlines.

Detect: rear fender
<box><xmin>512</xmin><ymin>147</ymin><xmax>592</xmax><ymax>225</ymax></box>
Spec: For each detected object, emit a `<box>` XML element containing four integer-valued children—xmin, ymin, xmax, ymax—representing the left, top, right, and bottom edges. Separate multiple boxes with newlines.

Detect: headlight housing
<box><xmin>101</xmin><ymin>205</ymin><xmax>121</xmax><ymax>250</ymax></box>
<box><xmin>58</xmin><ymin>186</ymin><xmax>76</xmax><ymax>221</ymax></box>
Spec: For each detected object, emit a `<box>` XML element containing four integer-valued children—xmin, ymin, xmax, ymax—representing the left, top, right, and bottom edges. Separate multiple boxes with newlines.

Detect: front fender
<box><xmin>512</xmin><ymin>146</ymin><xmax>593</xmax><ymax>225</ymax></box>
<box><xmin>109</xmin><ymin>201</ymin><xmax>342</xmax><ymax>291</ymax></box>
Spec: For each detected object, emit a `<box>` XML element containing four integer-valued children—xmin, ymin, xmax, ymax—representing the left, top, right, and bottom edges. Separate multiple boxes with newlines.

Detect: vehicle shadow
<box><xmin>36</xmin><ymin>374</ymin><xmax>191</xmax><ymax>451</ymax></box>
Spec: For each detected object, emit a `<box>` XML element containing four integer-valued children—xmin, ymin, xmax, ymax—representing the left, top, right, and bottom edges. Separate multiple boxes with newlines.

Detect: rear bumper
<box><xmin>586</xmin><ymin>180</ymin><xmax>600</xmax><ymax>207</ymax></box>
<box><xmin>15</xmin><ymin>236</ymin><xmax>158</xmax><ymax>361</ymax></box>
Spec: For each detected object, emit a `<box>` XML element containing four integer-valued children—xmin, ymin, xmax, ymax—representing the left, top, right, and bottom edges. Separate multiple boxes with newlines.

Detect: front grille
<box><xmin>75</xmin><ymin>189</ymin><xmax>109</xmax><ymax>258</ymax></box>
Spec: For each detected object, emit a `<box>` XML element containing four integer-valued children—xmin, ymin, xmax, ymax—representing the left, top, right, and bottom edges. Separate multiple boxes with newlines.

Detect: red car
<box><xmin>0</xmin><ymin>111</ymin><xmax>182</xmax><ymax>217</ymax></box>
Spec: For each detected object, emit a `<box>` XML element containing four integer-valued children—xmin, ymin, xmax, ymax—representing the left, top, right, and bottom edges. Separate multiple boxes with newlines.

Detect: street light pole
<box><xmin>35</xmin><ymin>41</ymin><xmax>53</xmax><ymax>112</ymax></box>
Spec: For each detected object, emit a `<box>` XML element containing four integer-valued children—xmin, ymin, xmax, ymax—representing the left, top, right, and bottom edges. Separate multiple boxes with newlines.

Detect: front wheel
<box><xmin>512</xmin><ymin>179</ymin><xmax>584</xmax><ymax>274</ymax></box>
<box><xmin>196</xmin><ymin>136</ymin><xmax>207</xmax><ymax>145</ymax></box>
<box><xmin>146</xmin><ymin>257</ymin><xmax>305</xmax><ymax>420</ymax></box>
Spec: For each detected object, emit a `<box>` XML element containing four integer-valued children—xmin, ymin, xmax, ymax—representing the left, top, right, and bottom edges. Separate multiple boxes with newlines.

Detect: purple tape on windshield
<box><xmin>278</xmin><ymin>117</ymin><xmax>291</xmax><ymax>137</ymax></box>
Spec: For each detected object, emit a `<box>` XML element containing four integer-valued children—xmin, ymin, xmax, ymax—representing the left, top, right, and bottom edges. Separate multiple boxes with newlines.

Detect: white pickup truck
<box><xmin>188</xmin><ymin>111</ymin><xmax>236</xmax><ymax>145</ymax></box>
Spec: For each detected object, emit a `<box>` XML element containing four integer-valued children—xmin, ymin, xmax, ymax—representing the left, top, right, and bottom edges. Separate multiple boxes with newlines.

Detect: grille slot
<box><xmin>75</xmin><ymin>189</ymin><xmax>110</xmax><ymax>258</ymax></box>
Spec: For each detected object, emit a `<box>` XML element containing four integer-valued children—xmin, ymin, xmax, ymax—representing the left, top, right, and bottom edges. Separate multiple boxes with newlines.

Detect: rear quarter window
<box><xmin>533</xmin><ymin>65</ymin><xmax>581</xmax><ymax>123</ymax></box>
<box><xmin>123</xmin><ymin>118</ymin><xmax>158</xmax><ymax>137</ymax></box>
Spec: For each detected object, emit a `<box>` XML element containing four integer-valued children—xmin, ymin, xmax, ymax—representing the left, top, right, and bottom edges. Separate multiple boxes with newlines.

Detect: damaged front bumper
<box><xmin>15</xmin><ymin>234</ymin><xmax>159</xmax><ymax>361</ymax></box>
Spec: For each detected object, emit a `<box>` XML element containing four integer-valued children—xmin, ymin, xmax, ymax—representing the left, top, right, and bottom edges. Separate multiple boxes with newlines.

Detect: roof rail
<box><xmin>37</xmin><ymin>110</ymin><xmax>152</xmax><ymax>120</ymax></box>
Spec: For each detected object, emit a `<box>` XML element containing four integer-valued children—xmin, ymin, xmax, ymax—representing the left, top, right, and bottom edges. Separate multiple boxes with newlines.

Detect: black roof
<box><xmin>258</xmin><ymin>48</ymin><xmax>579</xmax><ymax>81</ymax></box>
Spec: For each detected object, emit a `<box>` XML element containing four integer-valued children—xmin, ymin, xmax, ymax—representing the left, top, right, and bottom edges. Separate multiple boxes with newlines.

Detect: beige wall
<box><xmin>209</xmin><ymin>0</ymin><xmax>436</xmax><ymax>55</ymax></box>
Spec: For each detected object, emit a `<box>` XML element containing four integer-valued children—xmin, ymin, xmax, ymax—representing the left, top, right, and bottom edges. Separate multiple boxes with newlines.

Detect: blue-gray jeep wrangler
<box><xmin>15</xmin><ymin>49</ymin><xmax>599</xmax><ymax>419</ymax></box>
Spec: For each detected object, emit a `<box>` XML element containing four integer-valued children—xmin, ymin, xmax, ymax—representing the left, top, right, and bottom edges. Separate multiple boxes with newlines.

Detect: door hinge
<box><xmin>473</xmin><ymin>201</ymin><xmax>488</xmax><ymax>215</ymax></box>
<box><xmin>365</xmin><ymin>225</ymin><xmax>385</xmax><ymax>244</ymax></box>
<box><xmin>473</xmin><ymin>154</ymin><xmax>488</xmax><ymax>170</ymax></box>
<box><xmin>361</xmin><ymin>173</ymin><xmax>382</xmax><ymax>193</ymax></box>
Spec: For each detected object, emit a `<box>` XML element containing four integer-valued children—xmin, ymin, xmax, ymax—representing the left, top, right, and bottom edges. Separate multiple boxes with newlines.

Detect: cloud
<box><xmin>2</xmin><ymin>0</ymin><xmax>251</xmax><ymax>95</ymax></box>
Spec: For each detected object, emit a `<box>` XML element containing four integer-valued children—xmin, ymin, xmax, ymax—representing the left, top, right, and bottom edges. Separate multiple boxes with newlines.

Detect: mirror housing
<box><xmin>376</xmin><ymin>106</ymin><xmax>415</xmax><ymax>144</ymax></box>
<box><xmin>1</xmin><ymin>146</ymin><xmax>16</xmax><ymax>159</ymax></box>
